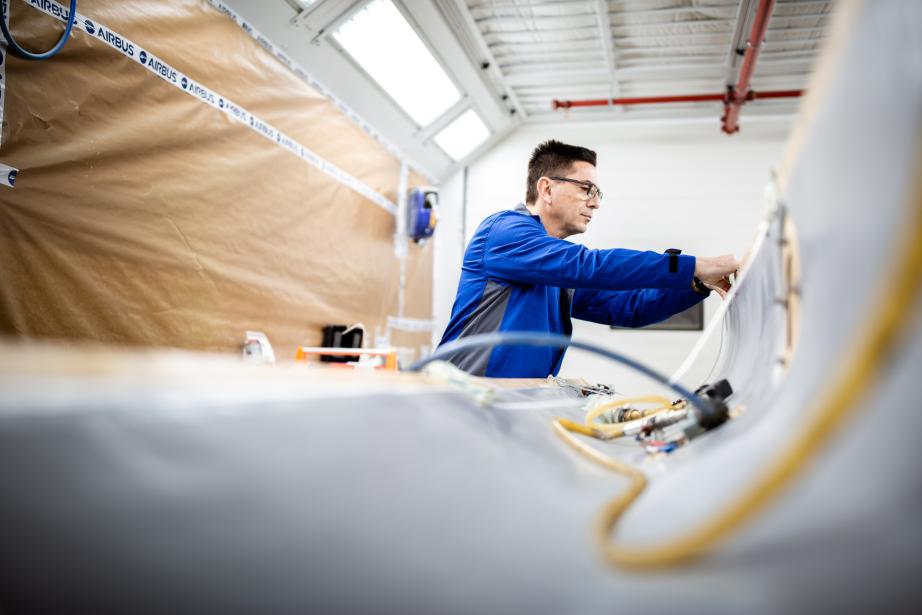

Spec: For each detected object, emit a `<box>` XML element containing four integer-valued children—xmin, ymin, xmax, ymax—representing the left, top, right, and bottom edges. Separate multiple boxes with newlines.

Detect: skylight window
<box><xmin>333</xmin><ymin>0</ymin><xmax>461</xmax><ymax>126</ymax></box>
<box><xmin>434</xmin><ymin>110</ymin><xmax>490</xmax><ymax>161</ymax></box>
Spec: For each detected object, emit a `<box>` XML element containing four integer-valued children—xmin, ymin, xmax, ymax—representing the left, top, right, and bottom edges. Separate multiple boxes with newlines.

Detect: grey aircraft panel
<box><xmin>1</xmin><ymin>1</ymin><xmax>921</xmax><ymax>613</ymax></box>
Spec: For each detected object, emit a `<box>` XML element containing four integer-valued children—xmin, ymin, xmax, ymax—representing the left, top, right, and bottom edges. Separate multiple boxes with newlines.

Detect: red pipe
<box><xmin>749</xmin><ymin>89</ymin><xmax>803</xmax><ymax>100</ymax></box>
<box><xmin>550</xmin><ymin>0</ymin><xmax>789</xmax><ymax>134</ymax></box>
<box><xmin>722</xmin><ymin>0</ymin><xmax>778</xmax><ymax>133</ymax></box>
<box><xmin>553</xmin><ymin>93</ymin><xmax>725</xmax><ymax>109</ymax></box>
<box><xmin>551</xmin><ymin>89</ymin><xmax>801</xmax><ymax>110</ymax></box>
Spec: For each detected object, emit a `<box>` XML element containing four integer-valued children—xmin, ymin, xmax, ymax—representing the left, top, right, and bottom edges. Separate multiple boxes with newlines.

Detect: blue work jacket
<box><xmin>437</xmin><ymin>203</ymin><xmax>706</xmax><ymax>377</ymax></box>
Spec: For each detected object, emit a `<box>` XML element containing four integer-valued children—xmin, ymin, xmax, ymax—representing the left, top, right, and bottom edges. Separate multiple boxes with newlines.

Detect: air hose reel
<box><xmin>407</xmin><ymin>187</ymin><xmax>438</xmax><ymax>243</ymax></box>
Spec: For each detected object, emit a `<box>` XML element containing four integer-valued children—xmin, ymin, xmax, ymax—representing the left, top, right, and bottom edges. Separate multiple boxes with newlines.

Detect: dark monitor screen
<box><xmin>611</xmin><ymin>301</ymin><xmax>704</xmax><ymax>332</ymax></box>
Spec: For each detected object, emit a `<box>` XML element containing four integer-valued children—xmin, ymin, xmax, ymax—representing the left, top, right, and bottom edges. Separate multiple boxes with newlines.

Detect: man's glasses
<box><xmin>548</xmin><ymin>176</ymin><xmax>603</xmax><ymax>202</ymax></box>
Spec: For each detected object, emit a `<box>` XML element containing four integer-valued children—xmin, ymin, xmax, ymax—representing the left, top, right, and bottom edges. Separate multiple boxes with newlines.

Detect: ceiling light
<box><xmin>334</xmin><ymin>0</ymin><xmax>461</xmax><ymax>126</ymax></box>
<box><xmin>434</xmin><ymin>110</ymin><xmax>490</xmax><ymax>160</ymax></box>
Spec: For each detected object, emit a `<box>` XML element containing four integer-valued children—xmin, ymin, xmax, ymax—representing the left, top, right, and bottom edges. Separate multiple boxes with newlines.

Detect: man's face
<box><xmin>545</xmin><ymin>161</ymin><xmax>601</xmax><ymax>238</ymax></box>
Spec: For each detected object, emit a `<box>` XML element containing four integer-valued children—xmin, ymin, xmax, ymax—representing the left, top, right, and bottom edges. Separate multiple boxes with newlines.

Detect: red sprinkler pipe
<box><xmin>551</xmin><ymin>0</ymin><xmax>794</xmax><ymax>133</ymax></box>
<box><xmin>551</xmin><ymin>89</ymin><xmax>801</xmax><ymax>110</ymax></box>
<box><xmin>553</xmin><ymin>93</ymin><xmax>725</xmax><ymax>109</ymax></box>
<box><xmin>722</xmin><ymin>0</ymin><xmax>778</xmax><ymax>133</ymax></box>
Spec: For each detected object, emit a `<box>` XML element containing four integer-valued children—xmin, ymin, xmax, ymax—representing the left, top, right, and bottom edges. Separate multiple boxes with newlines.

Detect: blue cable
<box><xmin>1</xmin><ymin>0</ymin><xmax>77</xmax><ymax>60</ymax></box>
<box><xmin>407</xmin><ymin>331</ymin><xmax>716</xmax><ymax>419</ymax></box>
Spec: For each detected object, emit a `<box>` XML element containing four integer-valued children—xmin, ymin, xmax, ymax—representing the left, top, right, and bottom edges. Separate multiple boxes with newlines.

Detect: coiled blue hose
<box><xmin>1</xmin><ymin>0</ymin><xmax>77</xmax><ymax>60</ymax></box>
<box><xmin>407</xmin><ymin>331</ymin><xmax>716</xmax><ymax>418</ymax></box>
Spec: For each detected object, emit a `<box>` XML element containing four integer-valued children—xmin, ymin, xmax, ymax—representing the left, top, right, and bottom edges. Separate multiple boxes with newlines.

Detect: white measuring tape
<box><xmin>20</xmin><ymin>0</ymin><xmax>397</xmax><ymax>214</ymax></box>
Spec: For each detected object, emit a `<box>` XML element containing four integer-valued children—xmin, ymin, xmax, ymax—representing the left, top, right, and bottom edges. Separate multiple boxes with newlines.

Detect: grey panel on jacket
<box><xmin>443</xmin><ymin>280</ymin><xmax>512</xmax><ymax>375</ymax></box>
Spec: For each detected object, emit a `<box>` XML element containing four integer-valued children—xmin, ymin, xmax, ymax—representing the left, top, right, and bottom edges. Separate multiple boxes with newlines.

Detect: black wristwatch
<box><xmin>692</xmin><ymin>276</ymin><xmax>711</xmax><ymax>297</ymax></box>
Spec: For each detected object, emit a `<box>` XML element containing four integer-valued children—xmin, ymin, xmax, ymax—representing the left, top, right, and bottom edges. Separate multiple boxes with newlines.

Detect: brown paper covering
<box><xmin>0</xmin><ymin>0</ymin><xmax>434</xmax><ymax>361</ymax></box>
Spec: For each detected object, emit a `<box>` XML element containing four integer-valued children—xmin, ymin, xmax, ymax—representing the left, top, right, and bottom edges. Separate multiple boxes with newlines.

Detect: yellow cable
<box><xmin>556</xmin><ymin>417</ymin><xmax>603</xmax><ymax>438</ymax></box>
<box><xmin>553</xmin><ymin>418</ymin><xmax>647</xmax><ymax>510</ymax></box>
<box><xmin>567</xmin><ymin>160</ymin><xmax>922</xmax><ymax>569</ymax></box>
<box><xmin>585</xmin><ymin>395</ymin><xmax>673</xmax><ymax>430</ymax></box>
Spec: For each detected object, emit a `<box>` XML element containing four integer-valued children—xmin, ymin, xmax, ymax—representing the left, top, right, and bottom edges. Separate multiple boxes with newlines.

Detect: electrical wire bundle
<box><xmin>556</xmin><ymin>395</ymin><xmax>691</xmax><ymax>443</ymax></box>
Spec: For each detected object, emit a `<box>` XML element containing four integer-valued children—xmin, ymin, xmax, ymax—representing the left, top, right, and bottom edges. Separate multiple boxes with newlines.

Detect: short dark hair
<box><xmin>525</xmin><ymin>140</ymin><xmax>597</xmax><ymax>204</ymax></box>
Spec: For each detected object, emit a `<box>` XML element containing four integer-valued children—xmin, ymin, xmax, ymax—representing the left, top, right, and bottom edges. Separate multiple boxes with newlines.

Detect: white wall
<box><xmin>435</xmin><ymin>116</ymin><xmax>790</xmax><ymax>393</ymax></box>
<box><xmin>432</xmin><ymin>168</ymin><xmax>466</xmax><ymax>349</ymax></box>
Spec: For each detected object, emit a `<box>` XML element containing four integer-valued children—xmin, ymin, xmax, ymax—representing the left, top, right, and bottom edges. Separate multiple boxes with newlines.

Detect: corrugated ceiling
<box><xmin>462</xmin><ymin>0</ymin><xmax>832</xmax><ymax>121</ymax></box>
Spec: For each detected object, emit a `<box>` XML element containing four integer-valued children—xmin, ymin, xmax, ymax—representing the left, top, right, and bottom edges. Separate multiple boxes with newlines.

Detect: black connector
<box><xmin>685</xmin><ymin>379</ymin><xmax>733</xmax><ymax>437</ymax></box>
<box><xmin>697</xmin><ymin>378</ymin><xmax>732</xmax><ymax>401</ymax></box>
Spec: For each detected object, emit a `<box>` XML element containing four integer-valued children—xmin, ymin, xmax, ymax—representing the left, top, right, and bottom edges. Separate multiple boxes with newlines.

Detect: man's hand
<box><xmin>694</xmin><ymin>254</ymin><xmax>739</xmax><ymax>299</ymax></box>
<box><xmin>703</xmin><ymin>279</ymin><xmax>731</xmax><ymax>299</ymax></box>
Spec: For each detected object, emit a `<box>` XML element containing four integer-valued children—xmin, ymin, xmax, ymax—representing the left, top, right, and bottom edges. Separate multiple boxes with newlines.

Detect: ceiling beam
<box><xmin>766</xmin><ymin>13</ymin><xmax>831</xmax><ymax>25</ymax></box>
<box><xmin>435</xmin><ymin>0</ymin><xmax>529</xmax><ymax>119</ymax></box>
<box><xmin>481</xmin><ymin>26</ymin><xmax>602</xmax><ymax>41</ymax></box>
<box><xmin>496</xmin><ymin>50</ymin><xmax>607</xmax><ymax>63</ymax></box>
<box><xmin>725</xmin><ymin>0</ymin><xmax>758</xmax><ymax>84</ymax></box>
<box><xmin>499</xmin><ymin>58</ymin><xmax>608</xmax><ymax>72</ymax></box>
<box><xmin>467</xmin><ymin>0</ymin><xmax>580</xmax><ymax>12</ymax></box>
<box><xmin>757</xmin><ymin>47</ymin><xmax>824</xmax><ymax>59</ymax></box>
<box><xmin>609</xmin><ymin>6</ymin><xmax>738</xmax><ymax>18</ymax></box>
<box><xmin>473</xmin><ymin>15</ymin><xmax>597</xmax><ymax>30</ymax></box>
<box><xmin>594</xmin><ymin>0</ymin><xmax>621</xmax><ymax>104</ymax></box>
<box><xmin>774</xmin><ymin>0</ymin><xmax>830</xmax><ymax>7</ymax></box>
<box><xmin>613</xmin><ymin>31</ymin><xmax>733</xmax><ymax>43</ymax></box>
<box><xmin>747</xmin><ymin>57</ymin><xmax>815</xmax><ymax>71</ymax></box>
<box><xmin>765</xmin><ymin>26</ymin><xmax>827</xmax><ymax>38</ymax></box>
<box><xmin>610</xmin><ymin>21</ymin><xmax>736</xmax><ymax>36</ymax></box>
<box><xmin>615</xmin><ymin>44</ymin><xmax>734</xmax><ymax>56</ymax></box>
<box><xmin>503</xmin><ymin>63</ymin><xmax>728</xmax><ymax>87</ymax></box>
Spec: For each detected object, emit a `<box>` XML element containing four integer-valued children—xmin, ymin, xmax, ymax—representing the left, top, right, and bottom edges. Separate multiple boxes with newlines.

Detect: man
<box><xmin>437</xmin><ymin>140</ymin><xmax>739</xmax><ymax>378</ymax></box>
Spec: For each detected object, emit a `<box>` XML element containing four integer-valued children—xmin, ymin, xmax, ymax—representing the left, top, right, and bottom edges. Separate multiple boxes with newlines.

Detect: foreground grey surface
<box><xmin>1</xmin><ymin>1</ymin><xmax>922</xmax><ymax>612</ymax></box>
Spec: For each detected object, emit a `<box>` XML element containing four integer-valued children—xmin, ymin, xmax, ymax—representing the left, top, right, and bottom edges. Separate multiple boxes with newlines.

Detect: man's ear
<box><xmin>536</xmin><ymin>176</ymin><xmax>553</xmax><ymax>204</ymax></box>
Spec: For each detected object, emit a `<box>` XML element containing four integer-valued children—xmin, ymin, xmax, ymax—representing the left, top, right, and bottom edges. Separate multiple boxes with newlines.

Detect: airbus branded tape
<box><xmin>21</xmin><ymin>0</ymin><xmax>397</xmax><ymax>215</ymax></box>
<box><xmin>205</xmin><ymin>0</ymin><xmax>436</xmax><ymax>184</ymax></box>
<box><xmin>0</xmin><ymin>162</ymin><xmax>17</xmax><ymax>188</ymax></box>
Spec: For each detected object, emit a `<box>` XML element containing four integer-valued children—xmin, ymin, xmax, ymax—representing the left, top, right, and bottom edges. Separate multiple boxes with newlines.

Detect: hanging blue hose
<box><xmin>407</xmin><ymin>331</ymin><xmax>717</xmax><ymax>419</ymax></box>
<box><xmin>1</xmin><ymin>0</ymin><xmax>77</xmax><ymax>60</ymax></box>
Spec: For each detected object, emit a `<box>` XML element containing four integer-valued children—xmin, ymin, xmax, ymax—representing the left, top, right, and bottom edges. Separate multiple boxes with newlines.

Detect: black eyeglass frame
<box><xmin>547</xmin><ymin>176</ymin><xmax>603</xmax><ymax>202</ymax></box>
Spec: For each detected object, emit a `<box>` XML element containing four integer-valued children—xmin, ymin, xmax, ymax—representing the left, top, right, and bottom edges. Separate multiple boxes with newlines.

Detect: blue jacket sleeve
<box><xmin>572</xmin><ymin>288</ymin><xmax>706</xmax><ymax>328</ymax></box>
<box><xmin>483</xmin><ymin>213</ymin><xmax>695</xmax><ymax>291</ymax></box>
